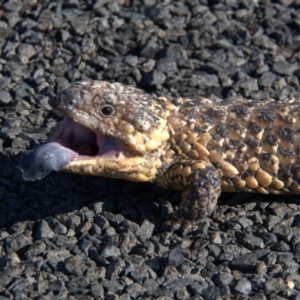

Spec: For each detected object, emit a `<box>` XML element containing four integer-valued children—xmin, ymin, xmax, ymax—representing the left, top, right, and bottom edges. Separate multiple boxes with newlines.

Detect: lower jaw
<box><xmin>61</xmin><ymin>156</ymin><xmax>152</xmax><ymax>181</ymax></box>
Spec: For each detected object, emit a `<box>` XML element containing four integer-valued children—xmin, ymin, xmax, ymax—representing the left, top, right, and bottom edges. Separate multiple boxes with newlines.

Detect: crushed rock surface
<box><xmin>1</xmin><ymin>0</ymin><xmax>300</xmax><ymax>299</ymax></box>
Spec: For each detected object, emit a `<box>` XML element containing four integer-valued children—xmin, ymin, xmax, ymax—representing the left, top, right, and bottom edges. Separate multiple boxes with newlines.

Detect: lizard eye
<box><xmin>100</xmin><ymin>104</ymin><xmax>115</xmax><ymax>117</ymax></box>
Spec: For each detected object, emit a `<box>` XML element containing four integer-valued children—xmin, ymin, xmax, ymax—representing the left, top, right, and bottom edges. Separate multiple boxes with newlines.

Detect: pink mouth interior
<box><xmin>18</xmin><ymin>117</ymin><xmax>126</xmax><ymax>181</ymax></box>
<box><xmin>56</xmin><ymin>117</ymin><xmax>124</xmax><ymax>159</ymax></box>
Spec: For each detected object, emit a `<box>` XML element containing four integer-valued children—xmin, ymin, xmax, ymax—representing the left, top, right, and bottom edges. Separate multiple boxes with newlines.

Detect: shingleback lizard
<box><xmin>19</xmin><ymin>81</ymin><xmax>300</xmax><ymax>233</ymax></box>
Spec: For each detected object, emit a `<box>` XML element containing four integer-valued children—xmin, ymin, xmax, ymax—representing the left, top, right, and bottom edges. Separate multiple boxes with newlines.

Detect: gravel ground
<box><xmin>1</xmin><ymin>0</ymin><xmax>300</xmax><ymax>299</ymax></box>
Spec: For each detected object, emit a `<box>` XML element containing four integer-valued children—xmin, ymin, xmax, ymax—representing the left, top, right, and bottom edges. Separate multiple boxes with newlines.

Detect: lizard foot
<box><xmin>161</xmin><ymin>161</ymin><xmax>221</xmax><ymax>235</ymax></box>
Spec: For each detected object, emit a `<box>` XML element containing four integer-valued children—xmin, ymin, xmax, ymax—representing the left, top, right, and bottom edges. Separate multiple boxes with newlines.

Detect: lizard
<box><xmin>18</xmin><ymin>80</ymin><xmax>300</xmax><ymax>233</ymax></box>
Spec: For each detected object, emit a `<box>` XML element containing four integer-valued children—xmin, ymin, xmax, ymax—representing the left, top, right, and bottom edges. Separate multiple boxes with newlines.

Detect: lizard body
<box><xmin>19</xmin><ymin>81</ymin><xmax>300</xmax><ymax>233</ymax></box>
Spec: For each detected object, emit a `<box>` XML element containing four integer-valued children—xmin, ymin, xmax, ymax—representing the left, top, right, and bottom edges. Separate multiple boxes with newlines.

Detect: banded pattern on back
<box><xmin>160</xmin><ymin>97</ymin><xmax>300</xmax><ymax>195</ymax></box>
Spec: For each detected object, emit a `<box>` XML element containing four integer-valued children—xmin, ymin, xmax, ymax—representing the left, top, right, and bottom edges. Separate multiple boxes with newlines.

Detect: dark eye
<box><xmin>100</xmin><ymin>105</ymin><xmax>115</xmax><ymax>117</ymax></box>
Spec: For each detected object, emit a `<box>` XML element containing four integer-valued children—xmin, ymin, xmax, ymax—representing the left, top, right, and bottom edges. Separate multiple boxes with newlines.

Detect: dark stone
<box><xmin>34</xmin><ymin>220</ymin><xmax>55</xmax><ymax>239</ymax></box>
<box><xmin>85</xmin><ymin>267</ymin><xmax>105</xmax><ymax>281</ymax></box>
<box><xmin>52</xmin><ymin>235</ymin><xmax>77</xmax><ymax>247</ymax></box>
<box><xmin>168</xmin><ymin>248</ymin><xmax>184</xmax><ymax>267</ymax></box>
<box><xmin>259</xmin><ymin>232</ymin><xmax>277</xmax><ymax>246</ymax></box>
<box><xmin>130</xmin><ymin>265</ymin><xmax>149</xmax><ymax>282</ymax></box>
<box><xmin>136</xmin><ymin>219</ymin><xmax>155</xmax><ymax>241</ymax></box>
<box><xmin>156</xmin><ymin>58</ymin><xmax>178</xmax><ymax>73</ymax></box>
<box><xmin>126</xmin><ymin>283</ymin><xmax>145</xmax><ymax>298</ymax></box>
<box><xmin>259</xmin><ymin>71</ymin><xmax>277</xmax><ymax>87</ymax></box>
<box><xmin>214</xmin><ymin>272</ymin><xmax>234</xmax><ymax>286</ymax></box>
<box><xmin>140</xmin><ymin>40</ymin><xmax>160</xmax><ymax>58</ymax></box>
<box><xmin>90</xmin><ymin>282</ymin><xmax>104</xmax><ymax>298</ymax></box>
<box><xmin>24</xmin><ymin>240</ymin><xmax>46</xmax><ymax>258</ymax></box>
<box><xmin>201</xmin><ymin>262</ymin><xmax>218</xmax><ymax>278</ymax></box>
<box><xmin>124</xmin><ymin>55</ymin><xmax>138</xmax><ymax>67</ymax></box>
<box><xmin>4</xmin><ymin>233</ymin><xmax>32</xmax><ymax>253</ymax></box>
<box><xmin>231</xmin><ymin>253</ymin><xmax>257</xmax><ymax>272</ymax></box>
<box><xmin>66</xmin><ymin>276</ymin><xmax>89</xmax><ymax>294</ymax></box>
<box><xmin>273</xmin><ymin>62</ymin><xmax>297</xmax><ymax>76</ymax></box>
<box><xmin>207</xmin><ymin>245</ymin><xmax>221</xmax><ymax>258</ymax></box>
<box><xmin>3</xmin><ymin>1</ymin><xmax>22</xmax><ymax>12</ymax></box>
<box><xmin>101</xmin><ymin>245</ymin><xmax>121</xmax><ymax>258</ymax></box>
<box><xmin>105</xmin><ymin>213</ymin><xmax>125</xmax><ymax>226</ymax></box>
<box><xmin>93</xmin><ymin>215</ymin><xmax>110</xmax><ymax>229</ymax></box>
<box><xmin>264</xmin><ymin>278</ymin><xmax>286</xmax><ymax>295</ymax></box>
<box><xmin>47</xmin><ymin>217</ymin><xmax>67</xmax><ymax>235</ymax></box>
<box><xmin>64</xmin><ymin>256</ymin><xmax>85</xmax><ymax>276</ymax></box>
<box><xmin>240</xmin><ymin>233</ymin><xmax>265</xmax><ymax>250</ymax></box>
<box><xmin>270</xmin><ymin>241</ymin><xmax>291</xmax><ymax>252</ymax></box>
<box><xmin>0</xmin><ymin>90</ymin><xmax>12</xmax><ymax>104</ymax></box>
<box><xmin>201</xmin><ymin>286</ymin><xmax>220</xmax><ymax>300</ymax></box>
<box><xmin>102</xmin><ymin>279</ymin><xmax>125</xmax><ymax>294</ymax></box>
<box><xmin>144</xmin><ymin>70</ymin><xmax>166</xmax><ymax>86</ymax></box>
<box><xmin>18</xmin><ymin>44</ymin><xmax>37</xmax><ymax>63</ymax></box>
<box><xmin>219</xmin><ymin>252</ymin><xmax>234</xmax><ymax>261</ymax></box>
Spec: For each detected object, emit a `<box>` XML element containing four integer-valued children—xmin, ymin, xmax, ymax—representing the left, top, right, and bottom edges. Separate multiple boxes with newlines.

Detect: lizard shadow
<box><xmin>0</xmin><ymin>154</ymin><xmax>170</xmax><ymax>230</ymax></box>
<box><xmin>2</xmin><ymin>154</ymin><xmax>300</xmax><ymax>232</ymax></box>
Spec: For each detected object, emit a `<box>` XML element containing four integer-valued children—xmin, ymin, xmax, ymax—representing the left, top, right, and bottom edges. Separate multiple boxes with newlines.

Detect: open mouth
<box><xmin>18</xmin><ymin>117</ymin><xmax>127</xmax><ymax>181</ymax></box>
<box><xmin>57</xmin><ymin>117</ymin><xmax>125</xmax><ymax>159</ymax></box>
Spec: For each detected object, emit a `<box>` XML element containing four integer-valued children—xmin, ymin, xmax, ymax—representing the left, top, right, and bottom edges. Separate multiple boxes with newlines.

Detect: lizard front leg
<box><xmin>159</xmin><ymin>160</ymin><xmax>222</xmax><ymax>234</ymax></box>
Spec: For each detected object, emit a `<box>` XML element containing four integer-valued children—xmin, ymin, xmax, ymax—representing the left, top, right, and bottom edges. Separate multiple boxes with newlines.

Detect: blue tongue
<box><xmin>18</xmin><ymin>142</ymin><xmax>77</xmax><ymax>181</ymax></box>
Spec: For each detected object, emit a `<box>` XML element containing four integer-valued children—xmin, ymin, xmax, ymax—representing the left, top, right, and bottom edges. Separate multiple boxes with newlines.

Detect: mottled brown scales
<box><xmin>50</xmin><ymin>81</ymin><xmax>300</xmax><ymax>233</ymax></box>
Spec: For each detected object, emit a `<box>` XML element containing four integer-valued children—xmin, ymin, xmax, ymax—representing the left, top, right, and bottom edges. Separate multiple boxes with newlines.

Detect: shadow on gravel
<box><xmin>0</xmin><ymin>153</ymin><xmax>175</xmax><ymax>230</ymax></box>
<box><xmin>2</xmin><ymin>153</ymin><xmax>300</xmax><ymax>232</ymax></box>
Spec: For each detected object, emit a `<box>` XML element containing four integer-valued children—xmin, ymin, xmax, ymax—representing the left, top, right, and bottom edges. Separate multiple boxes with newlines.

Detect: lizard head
<box><xmin>18</xmin><ymin>81</ymin><xmax>170</xmax><ymax>182</ymax></box>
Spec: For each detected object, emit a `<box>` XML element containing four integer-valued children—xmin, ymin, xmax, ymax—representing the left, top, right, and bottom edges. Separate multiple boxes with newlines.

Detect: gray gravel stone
<box><xmin>240</xmin><ymin>233</ymin><xmax>265</xmax><ymax>250</ymax></box>
<box><xmin>130</xmin><ymin>265</ymin><xmax>149</xmax><ymax>282</ymax></box>
<box><xmin>124</xmin><ymin>55</ymin><xmax>138</xmax><ymax>68</ymax></box>
<box><xmin>140</xmin><ymin>40</ymin><xmax>160</xmax><ymax>58</ymax></box>
<box><xmin>4</xmin><ymin>233</ymin><xmax>32</xmax><ymax>253</ymax></box>
<box><xmin>18</xmin><ymin>44</ymin><xmax>37</xmax><ymax>64</ymax></box>
<box><xmin>136</xmin><ymin>219</ymin><xmax>155</xmax><ymax>241</ymax></box>
<box><xmin>156</xmin><ymin>58</ymin><xmax>177</xmax><ymax>73</ymax></box>
<box><xmin>144</xmin><ymin>70</ymin><xmax>166</xmax><ymax>86</ymax></box>
<box><xmin>264</xmin><ymin>278</ymin><xmax>287</xmax><ymax>295</ymax></box>
<box><xmin>101</xmin><ymin>245</ymin><xmax>121</xmax><ymax>258</ymax></box>
<box><xmin>102</xmin><ymin>279</ymin><xmax>125</xmax><ymax>294</ymax></box>
<box><xmin>0</xmin><ymin>90</ymin><xmax>12</xmax><ymax>104</ymax></box>
<box><xmin>207</xmin><ymin>244</ymin><xmax>221</xmax><ymax>258</ymax></box>
<box><xmin>34</xmin><ymin>220</ymin><xmax>55</xmax><ymax>239</ymax></box>
<box><xmin>66</xmin><ymin>276</ymin><xmax>89</xmax><ymax>294</ymax></box>
<box><xmin>24</xmin><ymin>240</ymin><xmax>46</xmax><ymax>258</ymax></box>
<box><xmin>47</xmin><ymin>217</ymin><xmax>68</xmax><ymax>235</ymax></box>
<box><xmin>126</xmin><ymin>282</ymin><xmax>146</xmax><ymax>298</ymax></box>
<box><xmin>215</xmin><ymin>272</ymin><xmax>234</xmax><ymax>286</ymax></box>
<box><xmin>90</xmin><ymin>282</ymin><xmax>104</xmax><ymax>297</ymax></box>
<box><xmin>235</xmin><ymin>278</ymin><xmax>252</xmax><ymax>294</ymax></box>
<box><xmin>231</xmin><ymin>253</ymin><xmax>257</xmax><ymax>272</ymax></box>
<box><xmin>168</xmin><ymin>248</ymin><xmax>184</xmax><ymax>267</ymax></box>
<box><xmin>201</xmin><ymin>286</ymin><xmax>220</xmax><ymax>300</ymax></box>
<box><xmin>105</xmin><ymin>213</ymin><xmax>125</xmax><ymax>226</ymax></box>
<box><xmin>201</xmin><ymin>262</ymin><xmax>218</xmax><ymax>278</ymax></box>
<box><xmin>3</xmin><ymin>1</ymin><xmax>22</xmax><ymax>12</ymax></box>
<box><xmin>64</xmin><ymin>256</ymin><xmax>85</xmax><ymax>276</ymax></box>
<box><xmin>259</xmin><ymin>71</ymin><xmax>277</xmax><ymax>87</ymax></box>
<box><xmin>273</xmin><ymin>62</ymin><xmax>297</xmax><ymax>76</ymax></box>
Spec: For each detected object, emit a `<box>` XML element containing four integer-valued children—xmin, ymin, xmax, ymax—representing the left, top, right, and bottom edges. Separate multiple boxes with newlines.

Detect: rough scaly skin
<box><xmin>50</xmin><ymin>81</ymin><xmax>300</xmax><ymax>233</ymax></box>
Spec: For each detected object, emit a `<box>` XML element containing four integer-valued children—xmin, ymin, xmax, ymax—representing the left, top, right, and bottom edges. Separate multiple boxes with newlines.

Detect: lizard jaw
<box><xmin>55</xmin><ymin>116</ymin><xmax>126</xmax><ymax>159</ymax></box>
<box><xmin>18</xmin><ymin>116</ymin><xmax>130</xmax><ymax>181</ymax></box>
